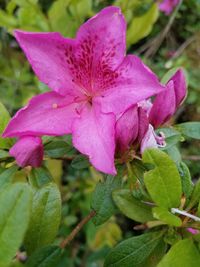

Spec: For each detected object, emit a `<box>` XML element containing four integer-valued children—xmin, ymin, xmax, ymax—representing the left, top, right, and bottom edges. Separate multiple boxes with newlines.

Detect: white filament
<box><xmin>171</xmin><ymin>208</ymin><xmax>200</xmax><ymax>222</ymax></box>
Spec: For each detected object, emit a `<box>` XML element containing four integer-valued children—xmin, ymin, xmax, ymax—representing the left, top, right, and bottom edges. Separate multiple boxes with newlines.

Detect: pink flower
<box><xmin>116</xmin><ymin>105</ymin><xmax>148</xmax><ymax>154</ymax></box>
<box><xmin>187</xmin><ymin>228</ymin><xmax>199</xmax><ymax>235</ymax></box>
<box><xmin>149</xmin><ymin>69</ymin><xmax>187</xmax><ymax>128</ymax></box>
<box><xmin>10</xmin><ymin>136</ymin><xmax>43</xmax><ymax>168</ymax></box>
<box><xmin>3</xmin><ymin>7</ymin><xmax>165</xmax><ymax>174</ymax></box>
<box><xmin>159</xmin><ymin>0</ymin><xmax>180</xmax><ymax>15</ymax></box>
<box><xmin>115</xmin><ymin>69</ymin><xmax>186</xmax><ymax>155</ymax></box>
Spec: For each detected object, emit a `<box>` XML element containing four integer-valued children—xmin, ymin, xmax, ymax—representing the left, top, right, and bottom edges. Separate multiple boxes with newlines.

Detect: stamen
<box><xmin>155</xmin><ymin>131</ymin><xmax>166</xmax><ymax>147</ymax></box>
<box><xmin>171</xmin><ymin>208</ymin><xmax>200</xmax><ymax>222</ymax></box>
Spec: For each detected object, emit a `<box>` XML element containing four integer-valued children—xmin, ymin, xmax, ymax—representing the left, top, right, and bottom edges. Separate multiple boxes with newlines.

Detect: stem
<box><xmin>144</xmin><ymin>0</ymin><xmax>183</xmax><ymax>58</ymax></box>
<box><xmin>171</xmin><ymin>208</ymin><xmax>200</xmax><ymax>222</ymax></box>
<box><xmin>60</xmin><ymin>210</ymin><xmax>96</xmax><ymax>248</ymax></box>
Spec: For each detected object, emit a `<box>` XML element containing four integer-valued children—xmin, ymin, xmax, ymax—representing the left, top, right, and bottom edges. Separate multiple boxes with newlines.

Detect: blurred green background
<box><xmin>0</xmin><ymin>0</ymin><xmax>200</xmax><ymax>266</ymax></box>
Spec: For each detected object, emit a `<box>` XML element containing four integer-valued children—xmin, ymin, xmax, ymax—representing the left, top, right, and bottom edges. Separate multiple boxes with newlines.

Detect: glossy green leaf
<box><xmin>153</xmin><ymin>207</ymin><xmax>182</xmax><ymax>227</ymax></box>
<box><xmin>28</xmin><ymin>166</ymin><xmax>53</xmax><ymax>188</ymax></box>
<box><xmin>91</xmin><ymin>172</ymin><xmax>123</xmax><ymax>226</ymax></box>
<box><xmin>187</xmin><ymin>179</ymin><xmax>200</xmax><ymax>210</ymax></box>
<box><xmin>0</xmin><ymin>183</ymin><xmax>32</xmax><ymax>267</ymax></box>
<box><xmin>112</xmin><ymin>189</ymin><xmax>154</xmax><ymax>223</ymax></box>
<box><xmin>158</xmin><ymin>239</ymin><xmax>200</xmax><ymax>267</ymax></box>
<box><xmin>0</xmin><ymin>165</ymin><xmax>18</xmax><ymax>189</ymax></box>
<box><xmin>45</xmin><ymin>140</ymin><xmax>74</xmax><ymax>158</ymax></box>
<box><xmin>24</xmin><ymin>183</ymin><xmax>61</xmax><ymax>254</ymax></box>
<box><xmin>104</xmin><ymin>231</ymin><xmax>163</xmax><ymax>267</ymax></box>
<box><xmin>138</xmin><ymin>239</ymin><xmax>167</xmax><ymax>267</ymax></box>
<box><xmin>0</xmin><ymin>149</ymin><xmax>10</xmax><ymax>159</ymax></box>
<box><xmin>178</xmin><ymin>162</ymin><xmax>193</xmax><ymax>199</ymax></box>
<box><xmin>175</xmin><ymin>122</ymin><xmax>200</xmax><ymax>140</ymax></box>
<box><xmin>26</xmin><ymin>245</ymin><xmax>62</xmax><ymax>267</ymax></box>
<box><xmin>143</xmin><ymin>149</ymin><xmax>182</xmax><ymax>208</ymax></box>
<box><xmin>127</xmin><ymin>3</ymin><xmax>158</xmax><ymax>46</ymax></box>
<box><xmin>165</xmin><ymin>145</ymin><xmax>181</xmax><ymax>165</ymax></box>
<box><xmin>71</xmin><ymin>155</ymin><xmax>90</xmax><ymax>170</ymax></box>
<box><xmin>0</xmin><ymin>101</ymin><xmax>13</xmax><ymax>149</ymax></box>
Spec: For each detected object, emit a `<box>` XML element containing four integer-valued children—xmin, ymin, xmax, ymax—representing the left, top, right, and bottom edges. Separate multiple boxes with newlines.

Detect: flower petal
<box><xmin>169</xmin><ymin>69</ymin><xmax>187</xmax><ymax>107</ymax></box>
<box><xmin>3</xmin><ymin>92</ymin><xmax>83</xmax><ymax>137</ymax></box>
<box><xmin>72</xmin><ymin>103</ymin><xmax>116</xmax><ymax>175</ymax></box>
<box><xmin>10</xmin><ymin>136</ymin><xmax>43</xmax><ymax>168</ymax></box>
<box><xmin>140</xmin><ymin>125</ymin><xmax>158</xmax><ymax>153</ymax></box>
<box><xmin>95</xmin><ymin>55</ymin><xmax>165</xmax><ymax>115</ymax></box>
<box><xmin>149</xmin><ymin>81</ymin><xmax>176</xmax><ymax>128</ymax></box>
<box><xmin>14</xmin><ymin>30</ymin><xmax>82</xmax><ymax>96</ymax></box>
<box><xmin>116</xmin><ymin>105</ymin><xmax>138</xmax><ymax>153</ymax></box>
<box><xmin>75</xmin><ymin>6</ymin><xmax>126</xmax><ymax>94</ymax></box>
<box><xmin>137</xmin><ymin>107</ymin><xmax>149</xmax><ymax>143</ymax></box>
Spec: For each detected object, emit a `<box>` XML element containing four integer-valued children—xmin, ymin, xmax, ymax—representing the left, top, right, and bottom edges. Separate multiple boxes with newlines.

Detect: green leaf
<box><xmin>45</xmin><ymin>140</ymin><xmax>75</xmax><ymax>158</ymax></box>
<box><xmin>24</xmin><ymin>183</ymin><xmax>61</xmax><ymax>254</ymax></box>
<box><xmin>165</xmin><ymin>145</ymin><xmax>181</xmax><ymax>165</ymax></box>
<box><xmin>28</xmin><ymin>167</ymin><xmax>53</xmax><ymax>188</ymax></box>
<box><xmin>143</xmin><ymin>149</ymin><xmax>182</xmax><ymax>208</ymax></box>
<box><xmin>178</xmin><ymin>162</ymin><xmax>193</xmax><ymax>199</ymax></box>
<box><xmin>0</xmin><ymin>101</ymin><xmax>13</xmax><ymax>149</ymax></box>
<box><xmin>139</xmin><ymin>239</ymin><xmax>167</xmax><ymax>267</ymax></box>
<box><xmin>71</xmin><ymin>155</ymin><xmax>90</xmax><ymax>170</ymax></box>
<box><xmin>0</xmin><ymin>9</ymin><xmax>17</xmax><ymax>28</ymax></box>
<box><xmin>152</xmin><ymin>207</ymin><xmax>182</xmax><ymax>227</ymax></box>
<box><xmin>91</xmin><ymin>171</ymin><xmax>123</xmax><ymax>226</ymax></box>
<box><xmin>187</xmin><ymin>179</ymin><xmax>200</xmax><ymax>210</ymax></box>
<box><xmin>175</xmin><ymin>122</ymin><xmax>200</xmax><ymax>140</ymax></box>
<box><xmin>0</xmin><ymin>183</ymin><xmax>32</xmax><ymax>267</ymax></box>
<box><xmin>48</xmin><ymin>0</ymin><xmax>72</xmax><ymax>36</ymax></box>
<box><xmin>112</xmin><ymin>189</ymin><xmax>154</xmax><ymax>223</ymax></box>
<box><xmin>26</xmin><ymin>245</ymin><xmax>62</xmax><ymax>267</ymax></box>
<box><xmin>104</xmin><ymin>231</ymin><xmax>163</xmax><ymax>267</ymax></box>
<box><xmin>0</xmin><ymin>149</ymin><xmax>10</xmax><ymax>159</ymax></box>
<box><xmin>127</xmin><ymin>3</ymin><xmax>158</xmax><ymax>47</ymax></box>
<box><xmin>157</xmin><ymin>239</ymin><xmax>200</xmax><ymax>267</ymax></box>
<box><xmin>0</xmin><ymin>165</ymin><xmax>18</xmax><ymax>189</ymax></box>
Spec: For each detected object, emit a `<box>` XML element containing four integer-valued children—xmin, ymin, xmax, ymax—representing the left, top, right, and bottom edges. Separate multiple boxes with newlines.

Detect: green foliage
<box><xmin>24</xmin><ymin>183</ymin><xmax>61</xmax><ymax>254</ymax></box>
<box><xmin>0</xmin><ymin>1</ymin><xmax>199</xmax><ymax>266</ymax></box>
<box><xmin>127</xmin><ymin>3</ymin><xmax>159</xmax><ymax>47</ymax></box>
<box><xmin>152</xmin><ymin>207</ymin><xmax>182</xmax><ymax>227</ymax></box>
<box><xmin>142</xmin><ymin>149</ymin><xmax>182</xmax><ymax>209</ymax></box>
<box><xmin>28</xmin><ymin>166</ymin><xmax>54</xmax><ymax>188</ymax></box>
<box><xmin>91</xmin><ymin>171</ymin><xmax>123</xmax><ymax>226</ymax></box>
<box><xmin>104</xmin><ymin>231</ymin><xmax>163</xmax><ymax>267</ymax></box>
<box><xmin>178</xmin><ymin>161</ymin><xmax>193</xmax><ymax>199</ymax></box>
<box><xmin>71</xmin><ymin>154</ymin><xmax>90</xmax><ymax>170</ymax></box>
<box><xmin>0</xmin><ymin>165</ymin><xmax>18</xmax><ymax>188</ymax></box>
<box><xmin>112</xmin><ymin>189</ymin><xmax>154</xmax><ymax>223</ymax></box>
<box><xmin>0</xmin><ymin>101</ymin><xmax>13</xmax><ymax>149</ymax></box>
<box><xmin>26</xmin><ymin>245</ymin><xmax>62</xmax><ymax>267</ymax></box>
<box><xmin>157</xmin><ymin>239</ymin><xmax>200</xmax><ymax>267</ymax></box>
<box><xmin>175</xmin><ymin>122</ymin><xmax>200</xmax><ymax>140</ymax></box>
<box><xmin>0</xmin><ymin>183</ymin><xmax>32</xmax><ymax>267</ymax></box>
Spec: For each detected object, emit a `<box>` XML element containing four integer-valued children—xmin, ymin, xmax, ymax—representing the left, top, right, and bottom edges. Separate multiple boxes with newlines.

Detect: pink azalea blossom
<box><xmin>159</xmin><ymin>0</ymin><xmax>180</xmax><ymax>15</ymax></box>
<box><xmin>116</xmin><ymin>105</ymin><xmax>148</xmax><ymax>154</ymax></box>
<box><xmin>10</xmin><ymin>136</ymin><xmax>43</xmax><ymax>168</ymax></box>
<box><xmin>3</xmin><ymin>7</ymin><xmax>165</xmax><ymax>174</ymax></box>
<box><xmin>115</xmin><ymin>69</ymin><xmax>186</xmax><ymax>155</ymax></box>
